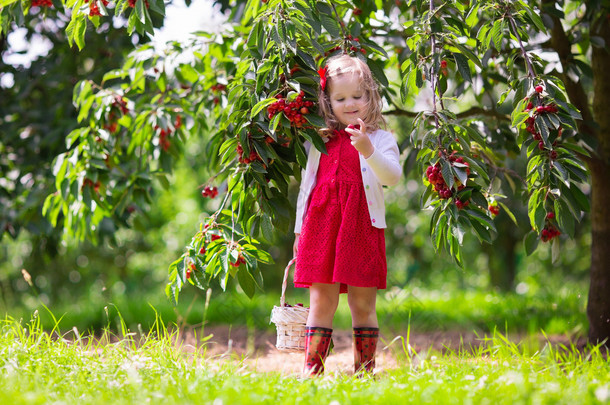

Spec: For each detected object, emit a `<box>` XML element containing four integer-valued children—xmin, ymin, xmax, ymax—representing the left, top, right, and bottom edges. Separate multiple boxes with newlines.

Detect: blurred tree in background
<box><xmin>0</xmin><ymin>0</ymin><xmax>606</xmax><ymax>344</ymax></box>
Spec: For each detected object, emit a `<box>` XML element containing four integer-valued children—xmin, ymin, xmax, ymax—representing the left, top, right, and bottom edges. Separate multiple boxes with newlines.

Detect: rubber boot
<box><xmin>353</xmin><ymin>327</ymin><xmax>379</xmax><ymax>374</ymax></box>
<box><xmin>303</xmin><ymin>326</ymin><xmax>333</xmax><ymax>376</ymax></box>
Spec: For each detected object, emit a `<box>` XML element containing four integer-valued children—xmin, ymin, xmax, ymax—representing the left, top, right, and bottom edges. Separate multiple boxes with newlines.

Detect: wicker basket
<box><xmin>270</xmin><ymin>258</ymin><xmax>309</xmax><ymax>352</ymax></box>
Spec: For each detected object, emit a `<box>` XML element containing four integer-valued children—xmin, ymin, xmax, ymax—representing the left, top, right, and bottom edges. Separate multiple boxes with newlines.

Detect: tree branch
<box><xmin>385</xmin><ymin>106</ymin><xmax>510</xmax><ymax>122</ymax></box>
<box><xmin>541</xmin><ymin>0</ymin><xmax>596</xmax><ymax>141</ymax></box>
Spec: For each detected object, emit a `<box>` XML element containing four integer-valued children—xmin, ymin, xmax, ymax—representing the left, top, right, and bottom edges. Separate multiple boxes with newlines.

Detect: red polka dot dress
<box><xmin>295</xmin><ymin>129</ymin><xmax>387</xmax><ymax>293</ymax></box>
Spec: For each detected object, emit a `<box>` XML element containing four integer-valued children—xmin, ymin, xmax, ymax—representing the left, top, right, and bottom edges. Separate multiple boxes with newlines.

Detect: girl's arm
<box><xmin>293</xmin><ymin>233</ymin><xmax>300</xmax><ymax>257</ymax></box>
<box><xmin>365</xmin><ymin>132</ymin><xmax>401</xmax><ymax>186</ymax></box>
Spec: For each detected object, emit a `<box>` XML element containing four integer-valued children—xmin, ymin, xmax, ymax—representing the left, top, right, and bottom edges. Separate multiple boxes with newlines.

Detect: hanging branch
<box><xmin>507</xmin><ymin>15</ymin><xmax>536</xmax><ymax>79</ymax></box>
<box><xmin>429</xmin><ymin>0</ymin><xmax>440</xmax><ymax>131</ymax></box>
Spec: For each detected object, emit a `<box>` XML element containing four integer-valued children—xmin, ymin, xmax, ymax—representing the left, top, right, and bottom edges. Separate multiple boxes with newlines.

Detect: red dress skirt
<box><xmin>294</xmin><ymin>130</ymin><xmax>387</xmax><ymax>293</ymax></box>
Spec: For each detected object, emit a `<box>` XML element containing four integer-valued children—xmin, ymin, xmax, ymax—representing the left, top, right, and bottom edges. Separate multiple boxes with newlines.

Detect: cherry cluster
<box><xmin>425</xmin><ymin>155</ymin><xmax>471</xmax><ymax>208</ymax></box>
<box><xmin>82</xmin><ymin>178</ymin><xmax>101</xmax><ymax>193</ymax></box>
<box><xmin>186</xmin><ymin>263</ymin><xmax>195</xmax><ymax>279</ymax></box>
<box><xmin>128</xmin><ymin>0</ymin><xmax>149</xmax><ymax>8</ymax></box>
<box><xmin>541</xmin><ymin>225</ymin><xmax>561</xmax><ymax>242</ymax></box>
<box><xmin>84</xmin><ymin>0</ymin><xmax>108</xmax><ymax>16</ymax></box>
<box><xmin>201</xmin><ymin>186</ymin><xmax>218</xmax><ymax>198</ymax></box>
<box><xmin>31</xmin><ymin>0</ymin><xmax>53</xmax><ymax>7</ymax></box>
<box><xmin>210</xmin><ymin>83</ymin><xmax>226</xmax><ymax>105</ymax></box>
<box><xmin>236</xmin><ymin>142</ymin><xmax>261</xmax><ymax>165</ymax></box>
<box><xmin>104</xmin><ymin>96</ymin><xmax>129</xmax><ymax>133</ymax></box>
<box><xmin>426</xmin><ymin>163</ymin><xmax>453</xmax><ymax>199</ymax></box>
<box><xmin>346</xmin><ymin>35</ymin><xmax>366</xmax><ymax>54</ymax></box>
<box><xmin>279</xmin><ymin>66</ymin><xmax>301</xmax><ymax>84</ymax></box>
<box><xmin>211</xmin><ymin>84</ymin><xmax>227</xmax><ymax>92</ymax></box>
<box><xmin>283</xmin><ymin>303</ymin><xmax>305</xmax><ymax>308</ymax></box>
<box><xmin>524</xmin><ymin>91</ymin><xmax>559</xmax><ymax>154</ymax></box>
<box><xmin>266</xmin><ymin>91</ymin><xmax>313</xmax><ymax>128</ymax></box>
<box><xmin>541</xmin><ymin>212</ymin><xmax>561</xmax><ymax>242</ymax></box>
<box><xmin>154</xmin><ymin>115</ymin><xmax>182</xmax><ymax>152</ymax></box>
<box><xmin>230</xmin><ymin>254</ymin><xmax>246</xmax><ymax>268</ymax></box>
<box><xmin>322</xmin><ymin>45</ymin><xmax>343</xmax><ymax>58</ymax></box>
<box><xmin>440</xmin><ymin>60</ymin><xmax>448</xmax><ymax>76</ymax></box>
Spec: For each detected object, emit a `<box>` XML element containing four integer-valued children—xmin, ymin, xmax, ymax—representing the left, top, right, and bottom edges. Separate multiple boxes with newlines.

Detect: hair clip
<box><xmin>318</xmin><ymin>65</ymin><xmax>328</xmax><ymax>91</ymax></box>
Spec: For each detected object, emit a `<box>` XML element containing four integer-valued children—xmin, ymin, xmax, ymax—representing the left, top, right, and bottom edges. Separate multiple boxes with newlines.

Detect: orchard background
<box><xmin>0</xmin><ymin>0</ymin><xmax>608</xmax><ymax>348</ymax></box>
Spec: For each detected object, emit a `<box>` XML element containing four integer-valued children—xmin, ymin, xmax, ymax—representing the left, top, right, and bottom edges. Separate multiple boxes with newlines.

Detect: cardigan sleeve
<box><xmin>364</xmin><ymin>131</ymin><xmax>401</xmax><ymax>186</ymax></box>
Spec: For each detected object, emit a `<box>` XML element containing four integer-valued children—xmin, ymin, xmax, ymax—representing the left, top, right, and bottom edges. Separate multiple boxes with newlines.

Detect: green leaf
<box><xmin>465</xmin><ymin>3</ymin><xmax>479</xmax><ymax>28</ymax></box>
<box><xmin>0</xmin><ymin>0</ymin><xmax>19</xmax><ymax>6</ymax></box>
<box><xmin>441</xmin><ymin>160</ymin><xmax>454</xmax><ymax>190</ymax></box>
<box><xmin>551</xmin><ymin>237</ymin><xmax>561</xmax><ymax>264</ymax></box>
<box><xmin>470</xmin><ymin>219</ymin><xmax>493</xmax><ymax>244</ymax></box>
<box><xmin>261</xmin><ymin>214</ymin><xmax>274</xmax><ymax>242</ymax></box>
<box><xmin>294</xmin><ymin>139</ymin><xmax>307</xmax><ymax>168</ymax></box>
<box><xmin>237</xmin><ymin>268</ymin><xmax>256</xmax><ymax>298</ymax></box>
<box><xmin>320</xmin><ymin>13</ymin><xmax>341</xmax><ymax>37</ymax></box>
<box><xmin>71</xmin><ymin>14</ymin><xmax>88</xmax><ymax>51</ymax></box>
<box><xmin>491</xmin><ymin>20</ymin><xmax>503</xmax><ymax>51</ymax></box>
<box><xmin>465</xmin><ymin>209</ymin><xmax>497</xmax><ymax>233</ymax></box>
<box><xmin>555</xmin><ymin>198</ymin><xmax>575</xmax><ymax>237</ymax></box>
<box><xmin>135</xmin><ymin>0</ymin><xmax>147</xmax><ymax>23</ymax></box>
<box><xmin>497</xmin><ymin>201</ymin><xmax>518</xmax><ymax>226</ymax></box>
<box><xmin>511</xmin><ymin>111</ymin><xmax>529</xmax><ymax>128</ymax></box>
<box><xmin>525</xmin><ymin>5</ymin><xmax>546</xmax><ymax>33</ymax></box>
<box><xmin>250</xmin><ymin>98</ymin><xmax>276</xmax><ymax>119</ymax></box>
<box><xmin>524</xmin><ymin>231</ymin><xmax>539</xmax><ymax>256</ymax></box>
<box><xmin>367</xmin><ymin>58</ymin><xmax>389</xmax><ymax>88</ymax></box>
<box><xmin>453</xmin><ymin>52</ymin><xmax>471</xmax><ymax>83</ymax></box>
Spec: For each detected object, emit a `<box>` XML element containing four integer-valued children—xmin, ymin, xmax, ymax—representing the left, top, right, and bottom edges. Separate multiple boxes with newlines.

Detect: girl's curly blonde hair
<box><xmin>318</xmin><ymin>54</ymin><xmax>385</xmax><ymax>136</ymax></box>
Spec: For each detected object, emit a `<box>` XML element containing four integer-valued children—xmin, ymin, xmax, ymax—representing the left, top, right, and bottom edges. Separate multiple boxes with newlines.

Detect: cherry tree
<box><xmin>2</xmin><ymin>0</ymin><xmax>608</xmax><ymax>345</ymax></box>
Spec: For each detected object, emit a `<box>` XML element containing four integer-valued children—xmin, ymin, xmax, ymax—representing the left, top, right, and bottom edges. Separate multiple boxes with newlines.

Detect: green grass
<box><xmin>1</xmin><ymin>314</ymin><xmax>608</xmax><ymax>405</ymax></box>
<box><xmin>2</xmin><ymin>281</ymin><xmax>588</xmax><ymax>338</ymax></box>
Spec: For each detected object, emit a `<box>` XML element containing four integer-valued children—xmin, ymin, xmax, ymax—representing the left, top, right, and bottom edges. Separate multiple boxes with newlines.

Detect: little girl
<box><xmin>293</xmin><ymin>54</ymin><xmax>401</xmax><ymax>376</ymax></box>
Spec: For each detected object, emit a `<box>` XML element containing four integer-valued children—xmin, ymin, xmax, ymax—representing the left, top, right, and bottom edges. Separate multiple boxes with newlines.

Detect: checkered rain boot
<box><xmin>303</xmin><ymin>326</ymin><xmax>333</xmax><ymax>376</ymax></box>
<box><xmin>353</xmin><ymin>327</ymin><xmax>379</xmax><ymax>374</ymax></box>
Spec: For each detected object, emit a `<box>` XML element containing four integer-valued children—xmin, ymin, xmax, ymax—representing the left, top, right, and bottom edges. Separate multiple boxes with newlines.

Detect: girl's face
<box><xmin>328</xmin><ymin>72</ymin><xmax>368</xmax><ymax>127</ymax></box>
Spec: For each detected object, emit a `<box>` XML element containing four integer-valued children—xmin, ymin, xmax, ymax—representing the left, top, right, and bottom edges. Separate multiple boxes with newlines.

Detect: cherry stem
<box><xmin>507</xmin><ymin>15</ymin><xmax>536</xmax><ymax>80</ymax></box>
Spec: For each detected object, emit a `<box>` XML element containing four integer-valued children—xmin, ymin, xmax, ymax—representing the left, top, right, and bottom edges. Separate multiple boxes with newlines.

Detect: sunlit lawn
<box><xmin>1</xmin><ymin>276</ymin><xmax>598</xmax><ymax>404</ymax></box>
<box><xmin>1</xmin><ymin>313</ymin><xmax>608</xmax><ymax>405</ymax></box>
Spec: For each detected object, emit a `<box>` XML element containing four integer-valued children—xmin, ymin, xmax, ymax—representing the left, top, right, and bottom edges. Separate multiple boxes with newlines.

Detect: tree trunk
<box><xmin>486</xmin><ymin>215</ymin><xmax>518</xmax><ymax>292</ymax></box>
<box><xmin>587</xmin><ymin>160</ymin><xmax>610</xmax><ymax>346</ymax></box>
<box><xmin>587</xmin><ymin>17</ymin><xmax>610</xmax><ymax>346</ymax></box>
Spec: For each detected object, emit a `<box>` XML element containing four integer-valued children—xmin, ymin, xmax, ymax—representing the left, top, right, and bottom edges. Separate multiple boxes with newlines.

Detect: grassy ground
<box><xmin>1</xmin><ymin>314</ymin><xmax>608</xmax><ymax>405</ymax></box>
<box><xmin>2</xmin><ymin>280</ymin><xmax>588</xmax><ymax>338</ymax></box>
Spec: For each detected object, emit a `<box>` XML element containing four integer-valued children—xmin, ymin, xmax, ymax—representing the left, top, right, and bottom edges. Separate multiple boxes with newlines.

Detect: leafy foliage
<box><xmin>2</xmin><ymin>1</ymin><xmax>597</xmax><ymax>304</ymax></box>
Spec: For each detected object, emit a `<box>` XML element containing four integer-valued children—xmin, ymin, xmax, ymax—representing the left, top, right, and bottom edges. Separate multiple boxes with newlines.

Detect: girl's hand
<box><xmin>293</xmin><ymin>233</ymin><xmax>300</xmax><ymax>258</ymax></box>
<box><xmin>345</xmin><ymin>118</ymin><xmax>374</xmax><ymax>158</ymax></box>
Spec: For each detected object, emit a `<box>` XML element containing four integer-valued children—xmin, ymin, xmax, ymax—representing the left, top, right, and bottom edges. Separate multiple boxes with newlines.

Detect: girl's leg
<box><xmin>348</xmin><ymin>286</ymin><xmax>379</xmax><ymax>374</ymax></box>
<box><xmin>347</xmin><ymin>285</ymin><xmax>378</xmax><ymax>328</ymax></box>
<box><xmin>307</xmin><ymin>283</ymin><xmax>341</xmax><ymax>328</ymax></box>
<box><xmin>303</xmin><ymin>283</ymin><xmax>340</xmax><ymax>376</ymax></box>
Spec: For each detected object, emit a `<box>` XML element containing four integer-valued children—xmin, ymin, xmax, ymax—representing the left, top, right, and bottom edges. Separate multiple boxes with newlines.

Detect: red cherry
<box><xmin>546</xmin><ymin>212</ymin><xmax>555</xmax><ymax>220</ymax></box>
<box><xmin>535</xmin><ymin>85</ymin><xmax>543</xmax><ymax>93</ymax></box>
<box><xmin>199</xmin><ymin>247</ymin><xmax>206</xmax><ymax>255</ymax></box>
<box><xmin>440</xmin><ymin>60</ymin><xmax>447</xmax><ymax>68</ymax></box>
<box><xmin>538</xmin><ymin>141</ymin><xmax>545</xmax><ymax>150</ymax></box>
<box><xmin>300</xmin><ymin>107</ymin><xmax>309</xmax><ymax>114</ymax></box>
